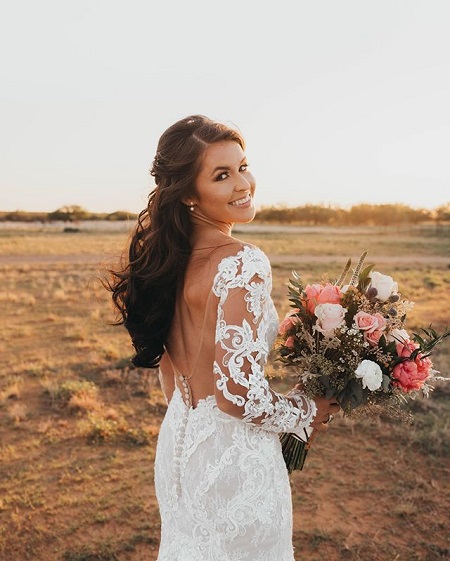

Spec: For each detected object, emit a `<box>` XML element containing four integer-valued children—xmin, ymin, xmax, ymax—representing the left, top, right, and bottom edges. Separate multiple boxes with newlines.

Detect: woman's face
<box><xmin>192</xmin><ymin>141</ymin><xmax>256</xmax><ymax>225</ymax></box>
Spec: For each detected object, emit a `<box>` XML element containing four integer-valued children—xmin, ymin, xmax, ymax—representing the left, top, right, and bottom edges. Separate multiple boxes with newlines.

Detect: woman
<box><xmin>108</xmin><ymin>115</ymin><xmax>339</xmax><ymax>560</ymax></box>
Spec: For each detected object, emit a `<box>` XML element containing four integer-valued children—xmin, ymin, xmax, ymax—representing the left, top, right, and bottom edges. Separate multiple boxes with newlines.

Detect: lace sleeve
<box><xmin>212</xmin><ymin>246</ymin><xmax>317</xmax><ymax>433</ymax></box>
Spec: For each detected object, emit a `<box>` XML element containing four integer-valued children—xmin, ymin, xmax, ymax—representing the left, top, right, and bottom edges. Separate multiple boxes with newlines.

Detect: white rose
<box><xmin>314</xmin><ymin>303</ymin><xmax>347</xmax><ymax>338</ymax></box>
<box><xmin>354</xmin><ymin>360</ymin><xmax>383</xmax><ymax>391</ymax></box>
<box><xmin>368</xmin><ymin>271</ymin><xmax>398</xmax><ymax>302</ymax></box>
<box><xmin>386</xmin><ymin>328</ymin><xmax>410</xmax><ymax>343</ymax></box>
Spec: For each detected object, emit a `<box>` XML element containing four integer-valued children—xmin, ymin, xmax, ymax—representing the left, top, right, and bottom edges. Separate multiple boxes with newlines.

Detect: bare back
<box><xmin>160</xmin><ymin>240</ymin><xmax>243</xmax><ymax>407</ymax></box>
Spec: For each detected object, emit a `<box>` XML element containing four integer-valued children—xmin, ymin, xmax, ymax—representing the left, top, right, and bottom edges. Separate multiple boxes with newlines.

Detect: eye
<box><xmin>215</xmin><ymin>171</ymin><xmax>229</xmax><ymax>181</ymax></box>
<box><xmin>239</xmin><ymin>164</ymin><xmax>249</xmax><ymax>172</ymax></box>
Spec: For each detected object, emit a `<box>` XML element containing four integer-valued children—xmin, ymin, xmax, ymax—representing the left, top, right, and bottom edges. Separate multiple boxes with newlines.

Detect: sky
<box><xmin>1</xmin><ymin>0</ymin><xmax>449</xmax><ymax>213</ymax></box>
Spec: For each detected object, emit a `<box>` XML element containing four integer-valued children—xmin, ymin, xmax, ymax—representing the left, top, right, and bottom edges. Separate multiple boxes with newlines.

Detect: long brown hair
<box><xmin>106</xmin><ymin>115</ymin><xmax>245</xmax><ymax>368</ymax></box>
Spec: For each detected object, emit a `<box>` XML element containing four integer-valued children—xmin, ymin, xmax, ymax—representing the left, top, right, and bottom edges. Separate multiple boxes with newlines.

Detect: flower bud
<box><xmin>389</xmin><ymin>294</ymin><xmax>400</xmax><ymax>303</ymax></box>
<box><xmin>366</xmin><ymin>287</ymin><xmax>378</xmax><ymax>299</ymax></box>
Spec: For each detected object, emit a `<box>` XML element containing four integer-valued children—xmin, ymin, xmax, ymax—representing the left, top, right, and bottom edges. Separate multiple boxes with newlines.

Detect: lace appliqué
<box><xmin>155</xmin><ymin>389</ymin><xmax>296</xmax><ymax>560</ymax></box>
<box><xmin>212</xmin><ymin>245</ymin><xmax>317</xmax><ymax>433</ymax></box>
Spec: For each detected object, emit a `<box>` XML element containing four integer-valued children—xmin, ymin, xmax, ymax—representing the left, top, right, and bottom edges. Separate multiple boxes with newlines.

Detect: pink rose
<box><xmin>303</xmin><ymin>284</ymin><xmax>323</xmax><ymax>314</ymax></box>
<box><xmin>366</xmin><ymin>330</ymin><xmax>384</xmax><ymax>346</ymax></box>
<box><xmin>279</xmin><ymin>309</ymin><xmax>299</xmax><ymax>335</ymax></box>
<box><xmin>285</xmin><ymin>336</ymin><xmax>296</xmax><ymax>349</ymax></box>
<box><xmin>354</xmin><ymin>311</ymin><xmax>387</xmax><ymax>346</ymax></box>
<box><xmin>354</xmin><ymin>311</ymin><xmax>387</xmax><ymax>333</ymax></box>
<box><xmin>303</xmin><ymin>283</ymin><xmax>342</xmax><ymax>314</ymax></box>
<box><xmin>314</xmin><ymin>303</ymin><xmax>347</xmax><ymax>337</ymax></box>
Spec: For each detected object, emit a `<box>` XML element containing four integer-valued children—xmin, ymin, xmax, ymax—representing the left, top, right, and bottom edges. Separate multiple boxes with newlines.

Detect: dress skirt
<box><xmin>154</xmin><ymin>387</ymin><xmax>296</xmax><ymax>561</ymax></box>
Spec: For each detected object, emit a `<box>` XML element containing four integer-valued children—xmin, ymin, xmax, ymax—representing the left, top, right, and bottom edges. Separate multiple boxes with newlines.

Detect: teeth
<box><xmin>230</xmin><ymin>194</ymin><xmax>251</xmax><ymax>206</ymax></box>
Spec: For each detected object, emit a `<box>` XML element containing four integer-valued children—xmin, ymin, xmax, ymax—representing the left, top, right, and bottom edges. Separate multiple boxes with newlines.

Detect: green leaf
<box><xmin>358</xmin><ymin>264</ymin><xmax>375</xmax><ymax>291</ymax></box>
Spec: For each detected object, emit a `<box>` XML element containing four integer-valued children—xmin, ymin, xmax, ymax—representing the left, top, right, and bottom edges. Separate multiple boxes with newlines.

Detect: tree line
<box><xmin>0</xmin><ymin>206</ymin><xmax>135</xmax><ymax>223</ymax></box>
<box><xmin>1</xmin><ymin>203</ymin><xmax>449</xmax><ymax>226</ymax></box>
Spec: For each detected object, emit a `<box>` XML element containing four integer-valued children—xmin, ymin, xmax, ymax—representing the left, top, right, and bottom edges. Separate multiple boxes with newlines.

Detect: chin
<box><xmin>234</xmin><ymin>208</ymin><xmax>256</xmax><ymax>224</ymax></box>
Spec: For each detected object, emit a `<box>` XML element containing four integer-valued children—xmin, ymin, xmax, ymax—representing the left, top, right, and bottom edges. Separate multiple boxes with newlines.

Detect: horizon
<box><xmin>1</xmin><ymin>200</ymin><xmax>448</xmax><ymax>215</ymax></box>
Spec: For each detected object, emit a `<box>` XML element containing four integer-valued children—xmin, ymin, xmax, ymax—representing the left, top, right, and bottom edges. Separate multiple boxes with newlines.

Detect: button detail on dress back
<box><xmin>180</xmin><ymin>375</ymin><xmax>193</xmax><ymax>408</ymax></box>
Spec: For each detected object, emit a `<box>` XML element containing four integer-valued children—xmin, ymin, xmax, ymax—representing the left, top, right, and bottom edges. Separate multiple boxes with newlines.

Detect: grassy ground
<box><xmin>0</xmin><ymin>224</ymin><xmax>449</xmax><ymax>561</ymax></box>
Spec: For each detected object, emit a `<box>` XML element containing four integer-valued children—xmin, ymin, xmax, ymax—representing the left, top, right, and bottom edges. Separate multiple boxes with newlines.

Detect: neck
<box><xmin>190</xmin><ymin>211</ymin><xmax>234</xmax><ymax>246</ymax></box>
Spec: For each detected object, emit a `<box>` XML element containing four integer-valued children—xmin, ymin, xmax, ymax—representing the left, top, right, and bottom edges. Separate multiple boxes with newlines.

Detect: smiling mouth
<box><xmin>229</xmin><ymin>193</ymin><xmax>251</xmax><ymax>206</ymax></box>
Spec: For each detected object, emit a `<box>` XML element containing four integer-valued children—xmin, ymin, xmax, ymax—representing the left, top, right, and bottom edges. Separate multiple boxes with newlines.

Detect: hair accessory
<box><xmin>189</xmin><ymin>202</ymin><xmax>195</xmax><ymax>212</ymax></box>
<box><xmin>150</xmin><ymin>153</ymin><xmax>161</xmax><ymax>178</ymax></box>
<box><xmin>153</xmin><ymin>152</ymin><xmax>161</xmax><ymax>165</ymax></box>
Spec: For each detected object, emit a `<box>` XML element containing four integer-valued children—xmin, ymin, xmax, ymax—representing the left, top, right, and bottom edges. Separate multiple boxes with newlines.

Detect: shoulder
<box><xmin>212</xmin><ymin>242</ymin><xmax>271</xmax><ymax>297</ymax></box>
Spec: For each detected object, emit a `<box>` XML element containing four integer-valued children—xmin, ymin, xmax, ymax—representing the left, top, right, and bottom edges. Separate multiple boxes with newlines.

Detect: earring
<box><xmin>189</xmin><ymin>202</ymin><xmax>195</xmax><ymax>212</ymax></box>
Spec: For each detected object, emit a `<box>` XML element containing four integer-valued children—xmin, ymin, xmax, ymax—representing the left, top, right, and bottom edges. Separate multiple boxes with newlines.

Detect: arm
<box><xmin>158</xmin><ymin>354</ymin><xmax>175</xmax><ymax>404</ymax></box>
<box><xmin>212</xmin><ymin>247</ymin><xmax>317</xmax><ymax>433</ymax></box>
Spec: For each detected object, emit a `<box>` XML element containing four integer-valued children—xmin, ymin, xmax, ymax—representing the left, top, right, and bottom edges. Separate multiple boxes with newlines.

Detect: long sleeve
<box><xmin>212</xmin><ymin>246</ymin><xmax>317</xmax><ymax>433</ymax></box>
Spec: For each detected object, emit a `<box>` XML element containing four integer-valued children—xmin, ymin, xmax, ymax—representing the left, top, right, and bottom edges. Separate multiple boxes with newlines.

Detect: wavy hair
<box><xmin>105</xmin><ymin>115</ymin><xmax>245</xmax><ymax>368</ymax></box>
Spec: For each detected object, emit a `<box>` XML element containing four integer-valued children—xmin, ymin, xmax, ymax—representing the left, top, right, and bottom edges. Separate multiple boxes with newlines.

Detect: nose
<box><xmin>235</xmin><ymin>171</ymin><xmax>254</xmax><ymax>191</ymax></box>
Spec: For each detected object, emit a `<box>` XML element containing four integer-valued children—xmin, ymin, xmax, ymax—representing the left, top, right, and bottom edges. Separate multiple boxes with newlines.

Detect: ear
<box><xmin>181</xmin><ymin>196</ymin><xmax>197</xmax><ymax>207</ymax></box>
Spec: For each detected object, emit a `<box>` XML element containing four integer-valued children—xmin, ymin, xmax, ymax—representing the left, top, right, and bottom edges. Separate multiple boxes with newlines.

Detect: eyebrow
<box><xmin>210</xmin><ymin>157</ymin><xmax>247</xmax><ymax>176</ymax></box>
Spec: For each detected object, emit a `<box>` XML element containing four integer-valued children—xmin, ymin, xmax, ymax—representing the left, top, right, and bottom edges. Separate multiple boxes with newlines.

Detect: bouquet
<box><xmin>278</xmin><ymin>251</ymin><xmax>450</xmax><ymax>473</ymax></box>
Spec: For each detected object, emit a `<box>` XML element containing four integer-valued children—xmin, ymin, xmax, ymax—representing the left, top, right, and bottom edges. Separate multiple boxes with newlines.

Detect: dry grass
<box><xmin>0</xmin><ymin>224</ymin><xmax>449</xmax><ymax>561</ymax></box>
<box><xmin>0</xmin><ymin>230</ymin><xmax>126</xmax><ymax>256</ymax></box>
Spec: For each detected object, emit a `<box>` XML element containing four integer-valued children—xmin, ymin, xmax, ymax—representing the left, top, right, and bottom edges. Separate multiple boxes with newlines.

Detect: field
<box><xmin>1</xmin><ymin>224</ymin><xmax>449</xmax><ymax>561</ymax></box>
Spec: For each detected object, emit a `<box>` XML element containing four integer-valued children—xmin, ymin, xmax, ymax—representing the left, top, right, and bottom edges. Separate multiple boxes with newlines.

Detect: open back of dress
<box><xmin>154</xmin><ymin>245</ymin><xmax>316</xmax><ymax>560</ymax></box>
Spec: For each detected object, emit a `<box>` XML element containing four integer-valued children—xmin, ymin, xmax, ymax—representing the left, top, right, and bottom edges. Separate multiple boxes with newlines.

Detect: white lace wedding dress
<box><xmin>154</xmin><ymin>246</ymin><xmax>317</xmax><ymax>560</ymax></box>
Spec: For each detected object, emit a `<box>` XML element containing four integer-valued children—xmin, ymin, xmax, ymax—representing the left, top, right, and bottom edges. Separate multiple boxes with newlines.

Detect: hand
<box><xmin>292</xmin><ymin>383</ymin><xmax>340</xmax><ymax>432</ymax></box>
<box><xmin>310</xmin><ymin>395</ymin><xmax>340</xmax><ymax>431</ymax></box>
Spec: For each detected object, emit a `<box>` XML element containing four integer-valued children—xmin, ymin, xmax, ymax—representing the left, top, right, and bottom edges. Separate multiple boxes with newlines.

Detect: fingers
<box><xmin>311</xmin><ymin>418</ymin><xmax>334</xmax><ymax>431</ymax></box>
<box><xmin>329</xmin><ymin>403</ymin><xmax>341</xmax><ymax>414</ymax></box>
<box><xmin>312</xmin><ymin>416</ymin><xmax>333</xmax><ymax>430</ymax></box>
<box><xmin>311</xmin><ymin>401</ymin><xmax>340</xmax><ymax>428</ymax></box>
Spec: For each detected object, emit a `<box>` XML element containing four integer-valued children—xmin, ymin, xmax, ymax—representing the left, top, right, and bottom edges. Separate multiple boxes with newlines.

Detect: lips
<box><xmin>229</xmin><ymin>193</ymin><xmax>251</xmax><ymax>206</ymax></box>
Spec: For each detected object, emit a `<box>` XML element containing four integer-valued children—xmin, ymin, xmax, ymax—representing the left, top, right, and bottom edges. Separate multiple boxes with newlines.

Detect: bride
<box><xmin>107</xmin><ymin>115</ymin><xmax>339</xmax><ymax>560</ymax></box>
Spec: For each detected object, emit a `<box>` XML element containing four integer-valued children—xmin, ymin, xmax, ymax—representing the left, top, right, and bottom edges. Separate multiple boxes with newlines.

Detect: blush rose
<box><xmin>303</xmin><ymin>283</ymin><xmax>342</xmax><ymax>314</ymax></box>
<box><xmin>314</xmin><ymin>303</ymin><xmax>347</xmax><ymax>337</ymax></box>
<box><xmin>354</xmin><ymin>311</ymin><xmax>387</xmax><ymax>346</ymax></box>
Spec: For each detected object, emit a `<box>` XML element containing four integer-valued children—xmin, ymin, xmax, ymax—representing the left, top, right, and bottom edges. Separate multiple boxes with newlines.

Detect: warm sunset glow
<box><xmin>1</xmin><ymin>1</ymin><xmax>449</xmax><ymax>213</ymax></box>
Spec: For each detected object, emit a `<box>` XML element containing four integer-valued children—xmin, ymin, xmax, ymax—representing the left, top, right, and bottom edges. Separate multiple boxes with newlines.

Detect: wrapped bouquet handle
<box><xmin>280</xmin><ymin>426</ymin><xmax>316</xmax><ymax>473</ymax></box>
